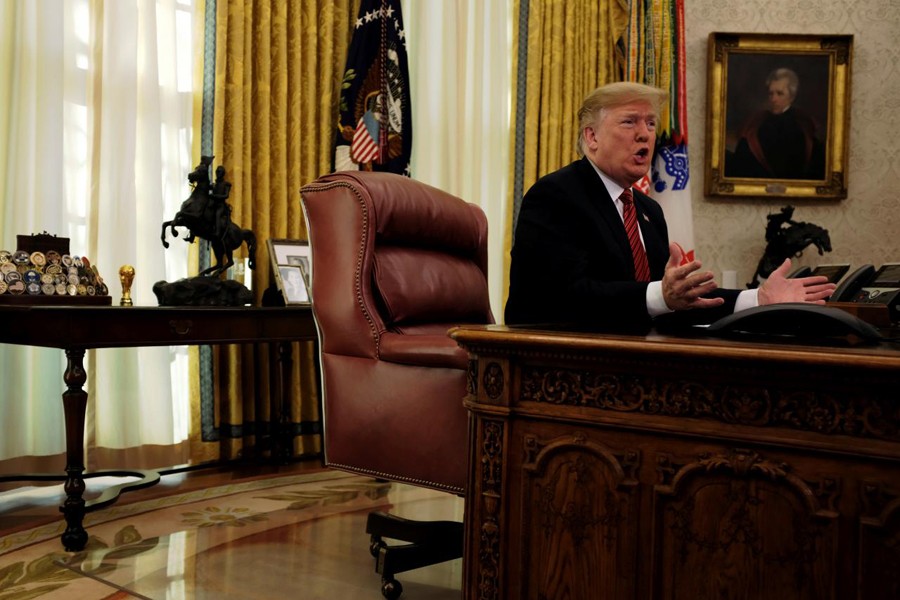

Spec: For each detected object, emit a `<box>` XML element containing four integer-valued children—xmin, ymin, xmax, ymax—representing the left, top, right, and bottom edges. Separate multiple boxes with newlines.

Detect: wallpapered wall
<box><xmin>685</xmin><ymin>0</ymin><xmax>900</xmax><ymax>287</ymax></box>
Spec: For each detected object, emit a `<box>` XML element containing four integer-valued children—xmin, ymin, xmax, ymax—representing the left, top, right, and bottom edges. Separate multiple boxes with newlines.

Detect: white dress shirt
<box><xmin>588</xmin><ymin>161</ymin><xmax>758</xmax><ymax>316</ymax></box>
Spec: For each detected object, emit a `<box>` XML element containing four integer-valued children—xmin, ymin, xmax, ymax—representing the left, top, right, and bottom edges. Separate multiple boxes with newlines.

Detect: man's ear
<box><xmin>582</xmin><ymin>126</ymin><xmax>597</xmax><ymax>151</ymax></box>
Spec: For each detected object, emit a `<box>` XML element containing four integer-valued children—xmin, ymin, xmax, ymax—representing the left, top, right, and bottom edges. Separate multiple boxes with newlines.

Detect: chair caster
<box><xmin>366</xmin><ymin>512</ymin><xmax>462</xmax><ymax>599</ymax></box>
<box><xmin>381</xmin><ymin>577</ymin><xmax>403</xmax><ymax>600</ymax></box>
<box><xmin>371</xmin><ymin>536</ymin><xmax>385</xmax><ymax>558</ymax></box>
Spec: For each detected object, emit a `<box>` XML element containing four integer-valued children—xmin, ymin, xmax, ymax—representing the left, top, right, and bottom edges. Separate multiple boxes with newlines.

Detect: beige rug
<box><xmin>0</xmin><ymin>470</ymin><xmax>398</xmax><ymax>599</ymax></box>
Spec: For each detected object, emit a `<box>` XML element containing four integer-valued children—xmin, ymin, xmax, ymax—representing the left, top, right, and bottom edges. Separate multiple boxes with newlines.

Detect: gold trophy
<box><xmin>119</xmin><ymin>265</ymin><xmax>135</xmax><ymax>307</ymax></box>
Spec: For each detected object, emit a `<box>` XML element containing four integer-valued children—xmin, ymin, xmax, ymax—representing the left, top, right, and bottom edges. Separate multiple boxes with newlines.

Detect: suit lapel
<box><xmin>572</xmin><ymin>158</ymin><xmax>633</xmax><ymax>262</ymax></box>
<box><xmin>572</xmin><ymin>158</ymin><xmax>669</xmax><ymax>278</ymax></box>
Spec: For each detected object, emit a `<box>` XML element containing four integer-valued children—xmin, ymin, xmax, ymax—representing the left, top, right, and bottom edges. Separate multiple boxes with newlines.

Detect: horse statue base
<box><xmin>153</xmin><ymin>276</ymin><xmax>252</xmax><ymax>307</ymax></box>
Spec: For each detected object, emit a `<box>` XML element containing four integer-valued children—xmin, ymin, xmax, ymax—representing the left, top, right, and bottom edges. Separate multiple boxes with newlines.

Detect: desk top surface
<box><xmin>0</xmin><ymin>304</ymin><xmax>317</xmax><ymax>349</ymax></box>
<box><xmin>450</xmin><ymin>324</ymin><xmax>900</xmax><ymax>370</ymax></box>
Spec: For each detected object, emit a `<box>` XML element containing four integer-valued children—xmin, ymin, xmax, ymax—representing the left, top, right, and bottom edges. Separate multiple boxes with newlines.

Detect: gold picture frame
<box><xmin>266</xmin><ymin>238</ymin><xmax>311</xmax><ymax>305</ymax></box>
<box><xmin>704</xmin><ymin>32</ymin><xmax>853</xmax><ymax>199</ymax></box>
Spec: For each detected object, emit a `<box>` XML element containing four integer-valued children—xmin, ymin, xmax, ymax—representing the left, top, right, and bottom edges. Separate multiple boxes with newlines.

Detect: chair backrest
<box><xmin>300</xmin><ymin>171</ymin><xmax>493</xmax><ymax>492</ymax></box>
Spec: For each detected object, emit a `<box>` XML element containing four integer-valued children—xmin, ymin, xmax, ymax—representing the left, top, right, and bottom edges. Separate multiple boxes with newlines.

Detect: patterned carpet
<box><xmin>0</xmin><ymin>470</ymin><xmax>463</xmax><ymax>599</ymax></box>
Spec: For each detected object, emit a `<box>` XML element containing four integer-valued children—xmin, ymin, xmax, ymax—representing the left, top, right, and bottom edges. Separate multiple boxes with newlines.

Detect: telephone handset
<box><xmin>830</xmin><ymin>263</ymin><xmax>900</xmax><ymax>323</ymax></box>
<box><xmin>831</xmin><ymin>264</ymin><xmax>876</xmax><ymax>302</ymax></box>
<box><xmin>706</xmin><ymin>303</ymin><xmax>882</xmax><ymax>343</ymax></box>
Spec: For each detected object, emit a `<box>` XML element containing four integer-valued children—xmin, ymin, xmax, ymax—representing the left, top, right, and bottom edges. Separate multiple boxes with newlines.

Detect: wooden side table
<box><xmin>0</xmin><ymin>305</ymin><xmax>316</xmax><ymax>550</ymax></box>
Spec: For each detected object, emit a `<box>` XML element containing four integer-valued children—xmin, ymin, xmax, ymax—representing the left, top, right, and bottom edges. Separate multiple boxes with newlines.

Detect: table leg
<box><xmin>61</xmin><ymin>348</ymin><xmax>88</xmax><ymax>551</ymax></box>
<box><xmin>276</xmin><ymin>340</ymin><xmax>294</xmax><ymax>463</ymax></box>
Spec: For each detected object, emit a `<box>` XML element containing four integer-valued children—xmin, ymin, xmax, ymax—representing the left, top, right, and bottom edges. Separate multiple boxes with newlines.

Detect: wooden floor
<box><xmin>0</xmin><ymin>458</ymin><xmax>319</xmax><ymax>534</ymax></box>
<box><xmin>0</xmin><ymin>458</ymin><xmax>464</xmax><ymax>599</ymax></box>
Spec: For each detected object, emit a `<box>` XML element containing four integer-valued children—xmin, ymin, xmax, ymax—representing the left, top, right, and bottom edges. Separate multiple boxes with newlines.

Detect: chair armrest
<box><xmin>378</xmin><ymin>332</ymin><xmax>469</xmax><ymax>370</ymax></box>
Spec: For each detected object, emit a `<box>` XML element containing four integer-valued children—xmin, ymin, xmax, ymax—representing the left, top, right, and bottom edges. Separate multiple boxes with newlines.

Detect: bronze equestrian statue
<box><xmin>161</xmin><ymin>156</ymin><xmax>256</xmax><ymax>278</ymax></box>
<box><xmin>748</xmin><ymin>205</ymin><xmax>831</xmax><ymax>288</ymax></box>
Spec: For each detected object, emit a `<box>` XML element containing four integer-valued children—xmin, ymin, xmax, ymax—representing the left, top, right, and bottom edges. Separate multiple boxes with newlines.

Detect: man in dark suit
<box><xmin>505</xmin><ymin>82</ymin><xmax>834</xmax><ymax>331</ymax></box>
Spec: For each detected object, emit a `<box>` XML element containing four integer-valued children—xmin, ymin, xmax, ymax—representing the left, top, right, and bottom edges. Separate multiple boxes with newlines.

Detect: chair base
<box><xmin>366</xmin><ymin>510</ymin><xmax>463</xmax><ymax>600</ymax></box>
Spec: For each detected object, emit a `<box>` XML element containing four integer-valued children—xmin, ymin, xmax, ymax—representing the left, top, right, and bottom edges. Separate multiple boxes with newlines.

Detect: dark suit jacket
<box><xmin>505</xmin><ymin>157</ymin><xmax>739</xmax><ymax>331</ymax></box>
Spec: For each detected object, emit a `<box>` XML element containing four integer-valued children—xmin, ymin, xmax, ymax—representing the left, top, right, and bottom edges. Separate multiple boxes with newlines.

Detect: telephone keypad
<box><xmin>855</xmin><ymin>287</ymin><xmax>900</xmax><ymax>303</ymax></box>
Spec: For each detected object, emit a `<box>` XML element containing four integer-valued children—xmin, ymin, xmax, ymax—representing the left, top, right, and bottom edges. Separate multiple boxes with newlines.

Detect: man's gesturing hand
<box><xmin>661</xmin><ymin>242</ymin><xmax>726</xmax><ymax>311</ymax></box>
<box><xmin>758</xmin><ymin>259</ymin><xmax>836</xmax><ymax>305</ymax></box>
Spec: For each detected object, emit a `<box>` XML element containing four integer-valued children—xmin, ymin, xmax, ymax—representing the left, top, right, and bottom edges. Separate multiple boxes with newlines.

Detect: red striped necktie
<box><xmin>620</xmin><ymin>188</ymin><xmax>651</xmax><ymax>282</ymax></box>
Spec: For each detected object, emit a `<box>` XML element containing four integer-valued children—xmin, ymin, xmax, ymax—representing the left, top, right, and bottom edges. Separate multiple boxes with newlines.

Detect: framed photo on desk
<box><xmin>274</xmin><ymin>265</ymin><xmax>309</xmax><ymax>305</ymax></box>
<box><xmin>704</xmin><ymin>32</ymin><xmax>852</xmax><ymax>200</ymax></box>
<box><xmin>267</xmin><ymin>239</ymin><xmax>311</xmax><ymax>305</ymax></box>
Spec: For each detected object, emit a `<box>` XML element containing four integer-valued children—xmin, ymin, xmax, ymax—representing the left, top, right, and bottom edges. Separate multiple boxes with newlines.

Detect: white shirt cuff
<box><xmin>646</xmin><ymin>281</ymin><xmax>672</xmax><ymax>317</ymax></box>
<box><xmin>734</xmin><ymin>288</ymin><xmax>759</xmax><ymax>313</ymax></box>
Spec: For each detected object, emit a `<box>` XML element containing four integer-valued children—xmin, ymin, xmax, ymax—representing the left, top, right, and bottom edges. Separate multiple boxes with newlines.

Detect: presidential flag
<box><xmin>334</xmin><ymin>0</ymin><xmax>412</xmax><ymax>176</ymax></box>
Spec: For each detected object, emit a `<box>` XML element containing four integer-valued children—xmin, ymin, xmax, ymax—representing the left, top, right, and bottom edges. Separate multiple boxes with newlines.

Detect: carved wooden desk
<box><xmin>450</xmin><ymin>325</ymin><xmax>900</xmax><ymax>600</ymax></box>
<box><xmin>0</xmin><ymin>305</ymin><xmax>316</xmax><ymax>551</ymax></box>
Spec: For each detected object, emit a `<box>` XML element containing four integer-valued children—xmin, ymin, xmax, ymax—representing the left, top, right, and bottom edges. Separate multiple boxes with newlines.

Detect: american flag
<box><xmin>351</xmin><ymin>112</ymin><xmax>380</xmax><ymax>164</ymax></box>
<box><xmin>333</xmin><ymin>0</ymin><xmax>411</xmax><ymax>175</ymax></box>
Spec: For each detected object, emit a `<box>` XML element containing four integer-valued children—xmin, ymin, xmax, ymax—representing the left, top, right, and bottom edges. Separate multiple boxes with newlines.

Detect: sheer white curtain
<box><xmin>402</xmin><ymin>0</ymin><xmax>512</xmax><ymax>321</ymax></box>
<box><xmin>0</xmin><ymin>0</ymin><xmax>195</xmax><ymax>469</ymax></box>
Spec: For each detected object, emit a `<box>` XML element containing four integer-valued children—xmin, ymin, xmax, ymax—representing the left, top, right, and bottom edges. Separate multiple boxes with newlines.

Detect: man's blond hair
<box><xmin>576</xmin><ymin>82</ymin><xmax>668</xmax><ymax>155</ymax></box>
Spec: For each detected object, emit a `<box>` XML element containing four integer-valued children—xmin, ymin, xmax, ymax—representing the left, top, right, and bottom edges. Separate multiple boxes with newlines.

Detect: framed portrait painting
<box><xmin>704</xmin><ymin>33</ymin><xmax>853</xmax><ymax>199</ymax></box>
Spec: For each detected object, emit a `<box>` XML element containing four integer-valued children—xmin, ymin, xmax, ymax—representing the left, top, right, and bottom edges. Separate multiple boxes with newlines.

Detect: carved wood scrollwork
<box><xmin>482</xmin><ymin>362</ymin><xmax>504</xmax><ymax>400</ymax></box>
<box><xmin>517</xmin><ymin>433</ymin><xmax>642</xmax><ymax>597</ymax></box>
<box><xmin>654</xmin><ymin>448</ymin><xmax>839</xmax><ymax>594</ymax></box>
<box><xmin>859</xmin><ymin>481</ymin><xmax>900</xmax><ymax>599</ymax></box>
<box><xmin>862</xmin><ymin>481</ymin><xmax>900</xmax><ymax>523</ymax></box>
<box><xmin>477</xmin><ymin>419</ymin><xmax>504</xmax><ymax>600</ymax></box>
<box><xmin>523</xmin><ymin>433</ymin><xmax>639</xmax><ymax>547</ymax></box>
<box><xmin>657</xmin><ymin>448</ymin><xmax>839</xmax><ymax>514</ymax></box>
<box><xmin>481</xmin><ymin>362</ymin><xmax>503</xmax><ymax>400</ymax></box>
<box><xmin>466</xmin><ymin>358</ymin><xmax>478</xmax><ymax>398</ymax></box>
<box><xmin>521</xmin><ymin>365</ymin><xmax>899</xmax><ymax>442</ymax></box>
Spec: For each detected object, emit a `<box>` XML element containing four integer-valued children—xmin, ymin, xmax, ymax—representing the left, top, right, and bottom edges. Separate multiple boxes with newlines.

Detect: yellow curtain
<box><xmin>515</xmin><ymin>0</ymin><xmax>628</xmax><ymax>188</ymax></box>
<box><xmin>189</xmin><ymin>0</ymin><xmax>358</xmax><ymax>463</ymax></box>
<box><xmin>505</xmin><ymin>0</ymin><xmax>628</xmax><ymax>308</ymax></box>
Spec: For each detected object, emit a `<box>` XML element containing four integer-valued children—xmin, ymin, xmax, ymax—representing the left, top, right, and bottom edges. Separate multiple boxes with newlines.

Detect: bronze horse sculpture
<box><xmin>748</xmin><ymin>205</ymin><xmax>831</xmax><ymax>288</ymax></box>
<box><xmin>161</xmin><ymin>157</ymin><xmax>256</xmax><ymax>277</ymax></box>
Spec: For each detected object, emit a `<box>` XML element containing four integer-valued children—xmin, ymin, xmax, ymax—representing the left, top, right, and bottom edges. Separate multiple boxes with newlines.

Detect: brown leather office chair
<box><xmin>300</xmin><ymin>171</ymin><xmax>493</xmax><ymax>599</ymax></box>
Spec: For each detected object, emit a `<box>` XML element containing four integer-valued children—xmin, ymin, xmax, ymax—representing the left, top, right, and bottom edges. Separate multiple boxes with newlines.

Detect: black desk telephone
<box><xmin>697</xmin><ymin>263</ymin><xmax>900</xmax><ymax>344</ymax></box>
<box><xmin>706</xmin><ymin>303</ymin><xmax>883</xmax><ymax>343</ymax></box>
<box><xmin>829</xmin><ymin>263</ymin><xmax>900</xmax><ymax>323</ymax></box>
<box><xmin>803</xmin><ymin>264</ymin><xmax>850</xmax><ymax>283</ymax></box>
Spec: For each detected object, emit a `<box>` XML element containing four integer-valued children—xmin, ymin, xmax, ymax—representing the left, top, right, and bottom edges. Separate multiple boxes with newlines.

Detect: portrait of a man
<box><xmin>278</xmin><ymin>265</ymin><xmax>309</xmax><ymax>304</ymax></box>
<box><xmin>723</xmin><ymin>55</ymin><xmax>829</xmax><ymax>180</ymax></box>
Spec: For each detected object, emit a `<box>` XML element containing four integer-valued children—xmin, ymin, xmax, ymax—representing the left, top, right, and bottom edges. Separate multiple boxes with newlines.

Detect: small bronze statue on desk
<box><xmin>161</xmin><ymin>156</ymin><xmax>256</xmax><ymax>277</ymax></box>
<box><xmin>748</xmin><ymin>205</ymin><xmax>832</xmax><ymax>289</ymax></box>
<box><xmin>156</xmin><ymin>157</ymin><xmax>256</xmax><ymax>306</ymax></box>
